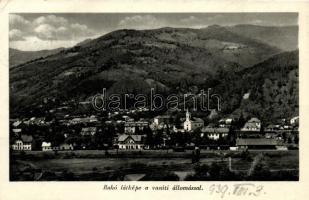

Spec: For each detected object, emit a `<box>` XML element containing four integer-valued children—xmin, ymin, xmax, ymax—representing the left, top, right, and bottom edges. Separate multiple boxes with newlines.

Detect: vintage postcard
<box><xmin>1</xmin><ymin>0</ymin><xmax>309</xmax><ymax>200</ymax></box>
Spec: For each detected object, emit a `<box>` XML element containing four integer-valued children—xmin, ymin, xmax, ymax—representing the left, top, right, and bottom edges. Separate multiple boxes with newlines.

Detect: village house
<box><xmin>290</xmin><ymin>116</ymin><xmax>299</xmax><ymax>125</ymax></box>
<box><xmin>105</xmin><ymin>119</ymin><xmax>117</xmax><ymax>126</ymax></box>
<box><xmin>41</xmin><ymin>142</ymin><xmax>52</xmax><ymax>151</ymax></box>
<box><xmin>264</xmin><ymin>124</ymin><xmax>283</xmax><ymax>139</ymax></box>
<box><xmin>218</xmin><ymin>118</ymin><xmax>233</xmax><ymax>128</ymax></box>
<box><xmin>69</xmin><ymin>115</ymin><xmax>98</xmax><ymax>125</ymax></box>
<box><xmin>282</xmin><ymin>124</ymin><xmax>292</xmax><ymax>130</ymax></box>
<box><xmin>29</xmin><ymin>117</ymin><xmax>46</xmax><ymax>126</ymax></box>
<box><xmin>80</xmin><ymin>127</ymin><xmax>97</xmax><ymax>136</ymax></box>
<box><xmin>151</xmin><ymin>115</ymin><xmax>173</xmax><ymax>130</ymax></box>
<box><xmin>70</xmin><ymin>117</ymin><xmax>83</xmax><ymax>124</ymax></box>
<box><xmin>117</xmin><ymin>134</ymin><xmax>145</xmax><ymax>150</ymax></box>
<box><xmin>241</xmin><ymin>117</ymin><xmax>261</xmax><ymax>132</ymax></box>
<box><xmin>200</xmin><ymin>127</ymin><xmax>229</xmax><ymax>140</ymax></box>
<box><xmin>59</xmin><ymin>143</ymin><xmax>74</xmax><ymax>151</ymax></box>
<box><xmin>12</xmin><ymin>140</ymin><xmax>23</xmax><ymax>151</ymax></box>
<box><xmin>12</xmin><ymin>120</ymin><xmax>22</xmax><ymax>128</ymax></box>
<box><xmin>265</xmin><ymin>132</ymin><xmax>282</xmax><ymax>140</ymax></box>
<box><xmin>153</xmin><ymin>115</ymin><xmax>172</xmax><ymax>126</ymax></box>
<box><xmin>265</xmin><ymin>124</ymin><xmax>281</xmax><ymax>132</ymax></box>
<box><xmin>12</xmin><ymin>127</ymin><xmax>22</xmax><ymax>136</ymax></box>
<box><xmin>11</xmin><ymin>135</ymin><xmax>33</xmax><ymax>151</ymax></box>
<box><xmin>124</xmin><ymin>119</ymin><xmax>149</xmax><ymax>134</ymax></box>
<box><xmin>183</xmin><ymin>110</ymin><xmax>204</xmax><ymax>132</ymax></box>
<box><xmin>172</xmin><ymin>125</ymin><xmax>186</xmax><ymax>133</ymax></box>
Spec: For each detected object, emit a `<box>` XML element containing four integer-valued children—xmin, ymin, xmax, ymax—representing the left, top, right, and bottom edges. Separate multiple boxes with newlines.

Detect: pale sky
<box><xmin>9</xmin><ymin>13</ymin><xmax>298</xmax><ymax>51</ymax></box>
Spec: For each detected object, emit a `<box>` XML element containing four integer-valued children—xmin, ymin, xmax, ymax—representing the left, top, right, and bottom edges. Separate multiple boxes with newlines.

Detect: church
<box><xmin>183</xmin><ymin>110</ymin><xmax>204</xmax><ymax>132</ymax></box>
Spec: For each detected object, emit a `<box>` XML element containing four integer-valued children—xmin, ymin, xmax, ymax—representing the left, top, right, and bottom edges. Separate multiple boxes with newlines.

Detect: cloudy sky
<box><xmin>10</xmin><ymin>13</ymin><xmax>298</xmax><ymax>51</ymax></box>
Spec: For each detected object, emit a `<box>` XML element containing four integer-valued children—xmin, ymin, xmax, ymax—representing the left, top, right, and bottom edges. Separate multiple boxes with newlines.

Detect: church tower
<box><xmin>186</xmin><ymin>109</ymin><xmax>191</xmax><ymax>121</ymax></box>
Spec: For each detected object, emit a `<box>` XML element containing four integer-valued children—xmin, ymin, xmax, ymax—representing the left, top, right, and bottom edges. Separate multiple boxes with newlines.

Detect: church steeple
<box><xmin>186</xmin><ymin>109</ymin><xmax>191</xmax><ymax>121</ymax></box>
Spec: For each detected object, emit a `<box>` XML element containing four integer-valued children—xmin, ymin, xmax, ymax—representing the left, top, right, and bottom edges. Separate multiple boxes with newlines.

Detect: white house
<box><xmin>290</xmin><ymin>116</ymin><xmax>299</xmax><ymax>125</ymax></box>
<box><xmin>12</xmin><ymin>128</ymin><xmax>22</xmax><ymax>134</ymax></box>
<box><xmin>183</xmin><ymin>110</ymin><xmax>204</xmax><ymax>131</ymax></box>
<box><xmin>117</xmin><ymin>134</ymin><xmax>144</xmax><ymax>150</ymax></box>
<box><xmin>42</xmin><ymin>142</ymin><xmax>52</xmax><ymax>151</ymax></box>
<box><xmin>201</xmin><ymin>127</ymin><xmax>229</xmax><ymax>140</ymax></box>
<box><xmin>12</xmin><ymin>140</ymin><xmax>24</xmax><ymax>151</ymax></box>
<box><xmin>241</xmin><ymin>117</ymin><xmax>261</xmax><ymax>132</ymax></box>
<box><xmin>11</xmin><ymin>135</ymin><xmax>33</xmax><ymax>151</ymax></box>
<box><xmin>12</xmin><ymin>120</ymin><xmax>22</xmax><ymax>127</ymax></box>
<box><xmin>219</xmin><ymin>118</ymin><xmax>233</xmax><ymax>127</ymax></box>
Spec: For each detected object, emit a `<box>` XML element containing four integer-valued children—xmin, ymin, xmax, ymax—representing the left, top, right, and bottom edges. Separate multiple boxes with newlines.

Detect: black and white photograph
<box><xmin>9</xmin><ymin>13</ymin><xmax>299</xmax><ymax>181</ymax></box>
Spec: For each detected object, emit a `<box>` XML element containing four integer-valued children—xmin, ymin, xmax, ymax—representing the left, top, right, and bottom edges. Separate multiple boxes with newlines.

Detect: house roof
<box><xmin>81</xmin><ymin>127</ymin><xmax>97</xmax><ymax>131</ymax></box>
<box><xmin>118</xmin><ymin>134</ymin><xmax>129</xmax><ymax>142</ymax></box>
<box><xmin>219</xmin><ymin>118</ymin><xmax>233</xmax><ymax>123</ymax></box>
<box><xmin>265</xmin><ymin>132</ymin><xmax>280</xmax><ymax>136</ymax></box>
<box><xmin>81</xmin><ymin>127</ymin><xmax>97</xmax><ymax>135</ymax></box>
<box><xmin>12</xmin><ymin>128</ymin><xmax>22</xmax><ymax>132</ymax></box>
<box><xmin>266</xmin><ymin>124</ymin><xmax>277</xmax><ymax>129</ymax></box>
<box><xmin>192</xmin><ymin>117</ymin><xmax>204</xmax><ymax>123</ymax></box>
<box><xmin>12</xmin><ymin>121</ymin><xmax>22</xmax><ymax>127</ymax></box>
<box><xmin>236</xmin><ymin>138</ymin><xmax>283</xmax><ymax>146</ymax></box>
<box><xmin>201</xmin><ymin>127</ymin><xmax>229</xmax><ymax>133</ymax></box>
<box><xmin>291</xmin><ymin>116</ymin><xmax>299</xmax><ymax>120</ymax></box>
<box><xmin>125</xmin><ymin>121</ymin><xmax>149</xmax><ymax>127</ymax></box>
<box><xmin>248</xmin><ymin>117</ymin><xmax>260</xmax><ymax>123</ymax></box>
<box><xmin>243</xmin><ymin>123</ymin><xmax>260</xmax><ymax>129</ymax></box>
<box><xmin>155</xmin><ymin>115</ymin><xmax>171</xmax><ymax>119</ymax></box>
<box><xmin>21</xmin><ymin>135</ymin><xmax>33</xmax><ymax>143</ymax></box>
<box><xmin>42</xmin><ymin>142</ymin><xmax>51</xmax><ymax>147</ymax></box>
<box><xmin>60</xmin><ymin>143</ymin><xmax>73</xmax><ymax>147</ymax></box>
<box><xmin>118</xmin><ymin>134</ymin><xmax>143</xmax><ymax>142</ymax></box>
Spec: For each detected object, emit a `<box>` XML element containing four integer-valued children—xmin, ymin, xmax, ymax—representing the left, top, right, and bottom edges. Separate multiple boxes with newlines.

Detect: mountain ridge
<box><xmin>9</xmin><ymin>25</ymin><xmax>298</xmax><ymax>122</ymax></box>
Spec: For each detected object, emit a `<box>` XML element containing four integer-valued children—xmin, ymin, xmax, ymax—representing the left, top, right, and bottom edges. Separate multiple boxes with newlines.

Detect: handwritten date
<box><xmin>209</xmin><ymin>183</ymin><xmax>265</xmax><ymax>198</ymax></box>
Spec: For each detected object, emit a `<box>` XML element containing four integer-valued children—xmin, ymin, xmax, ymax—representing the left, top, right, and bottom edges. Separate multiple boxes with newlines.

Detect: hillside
<box><xmin>9</xmin><ymin>25</ymin><xmax>297</xmax><ymax>121</ymax></box>
<box><xmin>215</xmin><ymin>50</ymin><xmax>298</xmax><ymax>123</ymax></box>
<box><xmin>227</xmin><ymin>25</ymin><xmax>298</xmax><ymax>51</ymax></box>
<box><xmin>9</xmin><ymin>25</ymin><xmax>297</xmax><ymax>68</ymax></box>
<box><xmin>9</xmin><ymin>48</ymin><xmax>65</xmax><ymax>68</ymax></box>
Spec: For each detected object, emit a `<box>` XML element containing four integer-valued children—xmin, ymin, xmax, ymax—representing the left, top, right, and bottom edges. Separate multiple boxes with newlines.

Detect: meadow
<box><xmin>10</xmin><ymin>150</ymin><xmax>299</xmax><ymax>181</ymax></box>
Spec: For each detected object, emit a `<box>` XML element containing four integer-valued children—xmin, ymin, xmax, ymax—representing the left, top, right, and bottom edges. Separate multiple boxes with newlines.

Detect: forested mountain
<box><xmin>9</xmin><ymin>25</ymin><xmax>298</xmax><ymax>122</ymax></box>
<box><xmin>215</xmin><ymin>50</ymin><xmax>298</xmax><ymax>123</ymax></box>
<box><xmin>227</xmin><ymin>25</ymin><xmax>298</xmax><ymax>51</ymax></box>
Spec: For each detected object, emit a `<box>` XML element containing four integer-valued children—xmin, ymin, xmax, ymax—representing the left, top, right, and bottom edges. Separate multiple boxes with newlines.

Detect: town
<box><xmin>10</xmin><ymin>98</ymin><xmax>299</xmax><ymax>153</ymax></box>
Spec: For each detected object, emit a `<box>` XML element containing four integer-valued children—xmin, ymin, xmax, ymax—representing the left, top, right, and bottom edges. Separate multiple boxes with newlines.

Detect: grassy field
<box><xmin>10</xmin><ymin>150</ymin><xmax>299</xmax><ymax>181</ymax></box>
